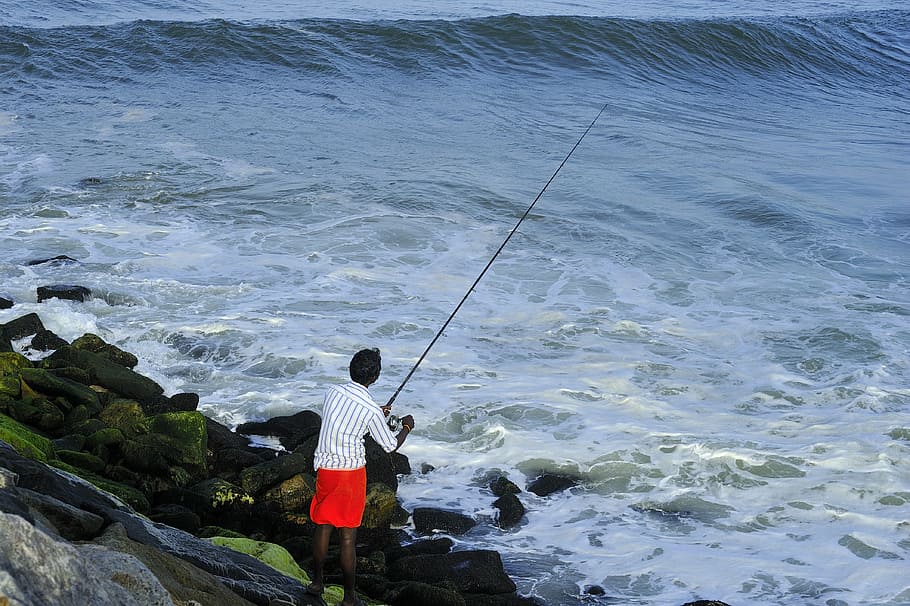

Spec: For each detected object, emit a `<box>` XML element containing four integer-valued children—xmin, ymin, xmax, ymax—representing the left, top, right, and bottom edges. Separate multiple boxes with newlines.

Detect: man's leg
<box><xmin>310</xmin><ymin>524</ymin><xmax>333</xmax><ymax>593</ymax></box>
<box><xmin>338</xmin><ymin>526</ymin><xmax>358</xmax><ymax>605</ymax></box>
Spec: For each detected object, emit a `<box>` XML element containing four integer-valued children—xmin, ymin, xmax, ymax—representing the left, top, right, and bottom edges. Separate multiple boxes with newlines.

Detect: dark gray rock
<box><xmin>388</xmin><ymin>550</ymin><xmax>517</xmax><ymax>594</ymax></box>
<box><xmin>526</xmin><ymin>473</ymin><xmax>578</xmax><ymax>497</ymax></box>
<box><xmin>413</xmin><ymin>507</ymin><xmax>477</xmax><ymax>536</ymax></box>
<box><xmin>37</xmin><ymin>284</ymin><xmax>92</xmax><ymax>303</ymax></box>
<box><xmin>3</xmin><ymin>312</ymin><xmax>45</xmax><ymax>340</ymax></box>
<box><xmin>492</xmin><ymin>493</ymin><xmax>525</xmax><ymax>529</ymax></box>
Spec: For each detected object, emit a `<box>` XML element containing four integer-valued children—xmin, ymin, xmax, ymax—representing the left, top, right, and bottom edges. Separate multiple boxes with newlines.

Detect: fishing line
<box><xmin>385</xmin><ymin>102</ymin><xmax>609</xmax><ymax>409</ymax></box>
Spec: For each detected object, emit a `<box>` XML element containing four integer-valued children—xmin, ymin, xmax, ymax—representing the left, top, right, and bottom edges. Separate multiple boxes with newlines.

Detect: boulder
<box><xmin>262</xmin><ymin>472</ymin><xmax>316</xmax><ymax>513</ymax></box>
<box><xmin>30</xmin><ymin>329</ymin><xmax>70</xmax><ymax>351</ymax></box>
<box><xmin>0</xmin><ymin>511</ymin><xmax>177</xmax><ymax>606</ymax></box>
<box><xmin>44</xmin><ymin>345</ymin><xmax>164</xmax><ymax>406</ymax></box>
<box><xmin>526</xmin><ymin>473</ymin><xmax>579</xmax><ymax>497</ymax></box>
<box><xmin>387</xmin><ymin>550</ymin><xmax>517</xmax><ymax>594</ymax></box>
<box><xmin>240</xmin><ymin>451</ymin><xmax>308</xmax><ymax>496</ymax></box>
<box><xmin>0</xmin><ymin>295</ymin><xmax>13</xmax><ymax>309</ymax></box>
<box><xmin>489</xmin><ymin>476</ymin><xmax>521</xmax><ymax>497</ymax></box>
<box><xmin>413</xmin><ymin>507</ymin><xmax>477</xmax><ymax>536</ymax></box>
<box><xmin>71</xmin><ymin>333</ymin><xmax>139</xmax><ymax>369</ymax></box>
<box><xmin>95</xmin><ymin>522</ymin><xmax>258</xmax><ymax>606</ymax></box>
<box><xmin>2</xmin><ymin>313</ymin><xmax>45</xmax><ymax>340</ymax></box>
<box><xmin>37</xmin><ymin>284</ymin><xmax>92</xmax><ymax>303</ymax></box>
<box><xmin>492</xmin><ymin>493</ymin><xmax>525</xmax><ymax>529</ymax></box>
<box><xmin>20</xmin><ymin>366</ymin><xmax>102</xmax><ymax>412</ymax></box>
<box><xmin>26</xmin><ymin>255</ymin><xmax>79</xmax><ymax>266</ymax></box>
<box><xmin>362</xmin><ymin>482</ymin><xmax>398</xmax><ymax>529</ymax></box>
<box><xmin>236</xmin><ymin>409</ymin><xmax>322</xmax><ymax>451</ymax></box>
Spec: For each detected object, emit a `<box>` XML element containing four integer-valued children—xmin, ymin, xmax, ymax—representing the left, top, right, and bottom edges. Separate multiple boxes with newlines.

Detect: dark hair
<box><xmin>350</xmin><ymin>348</ymin><xmax>381</xmax><ymax>385</ymax></box>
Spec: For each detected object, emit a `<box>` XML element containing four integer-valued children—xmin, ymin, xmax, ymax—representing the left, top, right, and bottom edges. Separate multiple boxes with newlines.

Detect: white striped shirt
<box><xmin>313</xmin><ymin>382</ymin><xmax>399</xmax><ymax>470</ymax></box>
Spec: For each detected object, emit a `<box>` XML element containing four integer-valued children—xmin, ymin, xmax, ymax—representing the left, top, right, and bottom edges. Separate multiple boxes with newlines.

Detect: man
<box><xmin>307</xmin><ymin>348</ymin><xmax>414</xmax><ymax>606</ymax></box>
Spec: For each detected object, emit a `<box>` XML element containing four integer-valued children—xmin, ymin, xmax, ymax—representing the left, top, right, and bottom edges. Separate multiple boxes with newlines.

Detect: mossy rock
<box><xmin>70</xmin><ymin>417</ymin><xmax>106</xmax><ymax>437</ymax></box>
<box><xmin>120</xmin><ymin>433</ymin><xmax>173</xmax><ymax>475</ymax></box>
<box><xmin>189</xmin><ymin>477</ymin><xmax>255</xmax><ymax>511</ymax></box>
<box><xmin>147</xmin><ymin>411</ymin><xmax>208</xmax><ymax>481</ymax></box>
<box><xmin>362</xmin><ymin>482</ymin><xmax>398</xmax><ymax>529</ymax></box>
<box><xmin>7</xmin><ymin>397</ymin><xmax>65</xmax><ymax>433</ymax></box>
<box><xmin>99</xmin><ymin>399</ymin><xmax>148</xmax><ymax>437</ymax></box>
<box><xmin>0</xmin><ymin>412</ymin><xmax>54</xmax><ymax>461</ymax></box>
<box><xmin>0</xmin><ymin>352</ymin><xmax>31</xmax><ymax>398</ymax></box>
<box><xmin>197</xmin><ymin>525</ymin><xmax>247</xmax><ymax>539</ymax></box>
<box><xmin>209</xmin><ymin>537</ymin><xmax>312</xmax><ymax>585</ymax></box>
<box><xmin>19</xmin><ymin>367</ymin><xmax>101</xmax><ymax>412</ymax></box>
<box><xmin>72</xmin><ymin>333</ymin><xmax>139</xmax><ymax>369</ymax></box>
<box><xmin>262</xmin><ymin>473</ymin><xmax>316</xmax><ymax>513</ymax></box>
<box><xmin>56</xmin><ymin>448</ymin><xmax>107</xmax><ymax>474</ymax></box>
<box><xmin>85</xmin><ymin>426</ymin><xmax>126</xmax><ymax>450</ymax></box>
<box><xmin>49</xmin><ymin>459</ymin><xmax>150</xmax><ymax>513</ymax></box>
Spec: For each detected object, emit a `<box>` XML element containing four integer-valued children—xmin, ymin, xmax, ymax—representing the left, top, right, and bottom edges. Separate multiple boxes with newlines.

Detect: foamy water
<box><xmin>2</xmin><ymin>0</ymin><xmax>909</xmax><ymax>603</ymax></box>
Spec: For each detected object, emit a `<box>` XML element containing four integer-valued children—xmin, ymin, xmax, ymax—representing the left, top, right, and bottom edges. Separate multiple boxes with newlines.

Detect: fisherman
<box><xmin>307</xmin><ymin>348</ymin><xmax>415</xmax><ymax>606</ymax></box>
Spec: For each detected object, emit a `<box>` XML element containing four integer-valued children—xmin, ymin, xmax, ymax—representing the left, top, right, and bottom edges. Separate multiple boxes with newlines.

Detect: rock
<box><xmin>20</xmin><ymin>366</ymin><xmax>102</xmax><ymax>411</ymax></box>
<box><xmin>16</xmin><ymin>486</ymin><xmax>106</xmax><ymax>540</ymax></box>
<box><xmin>362</xmin><ymin>482</ymin><xmax>398</xmax><ymax>529</ymax></box>
<box><xmin>30</xmin><ymin>329</ymin><xmax>70</xmax><ymax>351</ymax></box>
<box><xmin>236</xmin><ymin>409</ymin><xmax>322</xmax><ymax>450</ymax></box>
<box><xmin>681</xmin><ymin>602</ymin><xmax>732</xmax><ymax>606</ymax></box>
<box><xmin>493</xmin><ymin>493</ymin><xmax>525</xmax><ymax>529</ymax></box>
<box><xmin>526</xmin><ymin>473</ymin><xmax>578</xmax><ymax>497</ymax></box>
<box><xmin>240</xmin><ymin>451</ymin><xmax>308</xmax><ymax>496</ymax></box>
<box><xmin>262</xmin><ymin>472</ymin><xmax>316</xmax><ymax>513</ymax></box>
<box><xmin>37</xmin><ymin>284</ymin><xmax>92</xmax><ymax>303</ymax></box>
<box><xmin>95</xmin><ymin>522</ymin><xmax>258</xmax><ymax>606</ymax></box>
<box><xmin>99</xmin><ymin>399</ymin><xmax>148</xmax><ymax>437</ymax></box>
<box><xmin>146</xmin><ymin>411</ymin><xmax>208</xmax><ymax>483</ymax></box>
<box><xmin>0</xmin><ymin>413</ymin><xmax>55</xmax><ymax>462</ymax></box>
<box><xmin>72</xmin><ymin>333</ymin><xmax>139</xmax><ymax>369</ymax></box>
<box><xmin>386</xmin><ymin>581</ymin><xmax>467</xmax><ymax>606</ymax></box>
<box><xmin>384</xmin><ymin>537</ymin><xmax>455</xmax><ymax>563</ymax></box>
<box><xmin>44</xmin><ymin>345</ymin><xmax>164</xmax><ymax>406</ymax></box>
<box><xmin>210</xmin><ymin>536</ymin><xmax>312</xmax><ymax>585</ymax></box>
<box><xmin>2</xmin><ymin>313</ymin><xmax>45</xmax><ymax>340</ymax></box>
<box><xmin>489</xmin><ymin>476</ymin><xmax>521</xmax><ymax>497</ymax></box>
<box><xmin>412</xmin><ymin>507</ymin><xmax>477</xmax><ymax>536</ymax></box>
<box><xmin>150</xmin><ymin>503</ymin><xmax>201</xmax><ymax>533</ymax></box>
<box><xmin>387</xmin><ymin>550</ymin><xmax>517</xmax><ymax>594</ymax></box>
<box><xmin>0</xmin><ymin>511</ymin><xmax>177</xmax><ymax>606</ymax></box>
<box><xmin>0</xmin><ymin>295</ymin><xmax>13</xmax><ymax>309</ymax></box>
<box><xmin>26</xmin><ymin>255</ymin><xmax>80</xmax><ymax>266</ymax></box>
<box><xmin>57</xmin><ymin>449</ymin><xmax>107</xmax><ymax>474</ymax></box>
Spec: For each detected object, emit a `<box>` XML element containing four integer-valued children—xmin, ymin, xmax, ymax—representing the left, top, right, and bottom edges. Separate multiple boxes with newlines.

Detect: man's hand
<box><xmin>400</xmin><ymin>415</ymin><xmax>415</xmax><ymax>431</ymax></box>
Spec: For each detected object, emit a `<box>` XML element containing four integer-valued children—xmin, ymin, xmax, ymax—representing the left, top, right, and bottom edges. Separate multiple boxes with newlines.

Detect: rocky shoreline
<box><xmin>1</xmin><ymin>276</ymin><xmax>732</xmax><ymax>606</ymax></box>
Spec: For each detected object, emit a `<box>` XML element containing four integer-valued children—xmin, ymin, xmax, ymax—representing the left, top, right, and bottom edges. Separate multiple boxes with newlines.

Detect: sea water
<box><xmin>1</xmin><ymin>1</ymin><xmax>908</xmax><ymax>604</ymax></box>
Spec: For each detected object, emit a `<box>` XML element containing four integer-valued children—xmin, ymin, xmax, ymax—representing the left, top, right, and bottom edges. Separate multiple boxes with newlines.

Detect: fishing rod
<box><xmin>385</xmin><ymin>102</ymin><xmax>609</xmax><ymax>412</ymax></box>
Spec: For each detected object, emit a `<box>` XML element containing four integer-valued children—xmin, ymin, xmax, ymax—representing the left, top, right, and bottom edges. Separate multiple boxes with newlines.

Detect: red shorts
<box><xmin>309</xmin><ymin>467</ymin><xmax>367</xmax><ymax>528</ymax></box>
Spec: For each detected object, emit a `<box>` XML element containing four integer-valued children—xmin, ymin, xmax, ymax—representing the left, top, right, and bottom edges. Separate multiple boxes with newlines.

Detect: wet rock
<box><xmin>26</xmin><ymin>255</ymin><xmax>80</xmax><ymax>266</ymax></box>
<box><xmin>387</xmin><ymin>550</ymin><xmax>517</xmax><ymax>594</ymax></box>
<box><xmin>16</xmin><ymin>486</ymin><xmax>106</xmax><ymax>541</ymax></box>
<box><xmin>490</xmin><ymin>475</ymin><xmax>521</xmax><ymax>497</ymax></box>
<box><xmin>72</xmin><ymin>333</ymin><xmax>139</xmax><ymax>369</ymax></box>
<box><xmin>413</xmin><ymin>507</ymin><xmax>477</xmax><ymax>536</ymax></box>
<box><xmin>526</xmin><ymin>472</ymin><xmax>579</xmax><ymax>497</ymax></box>
<box><xmin>237</xmin><ymin>409</ymin><xmax>322</xmax><ymax>451</ymax></box>
<box><xmin>2</xmin><ymin>312</ymin><xmax>45</xmax><ymax>340</ymax></box>
<box><xmin>37</xmin><ymin>284</ymin><xmax>92</xmax><ymax>303</ymax></box>
<box><xmin>493</xmin><ymin>493</ymin><xmax>525</xmax><ymax>529</ymax></box>
<box><xmin>30</xmin><ymin>329</ymin><xmax>70</xmax><ymax>351</ymax></box>
<box><xmin>0</xmin><ymin>295</ymin><xmax>14</xmax><ymax>310</ymax></box>
<box><xmin>44</xmin><ymin>345</ymin><xmax>164</xmax><ymax>406</ymax></box>
<box><xmin>20</xmin><ymin>367</ymin><xmax>101</xmax><ymax>411</ymax></box>
<box><xmin>150</xmin><ymin>503</ymin><xmax>202</xmax><ymax>533</ymax></box>
<box><xmin>240</xmin><ymin>451</ymin><xmax>308</xmax><ymax>496</ymax></box>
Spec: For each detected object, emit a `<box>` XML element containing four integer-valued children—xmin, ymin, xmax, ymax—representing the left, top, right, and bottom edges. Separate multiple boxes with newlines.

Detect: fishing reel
<box><xmin>386</xmin><ymin>414</ymin><xmax>402</xmax><ymax>432</ymax></box>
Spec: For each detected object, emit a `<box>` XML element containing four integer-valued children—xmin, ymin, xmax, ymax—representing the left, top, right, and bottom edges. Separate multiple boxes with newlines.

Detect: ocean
<box><xmin>1</xmin><ymin>0</ymin><xmax>908</xmax><ymax>604</ymax></box>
